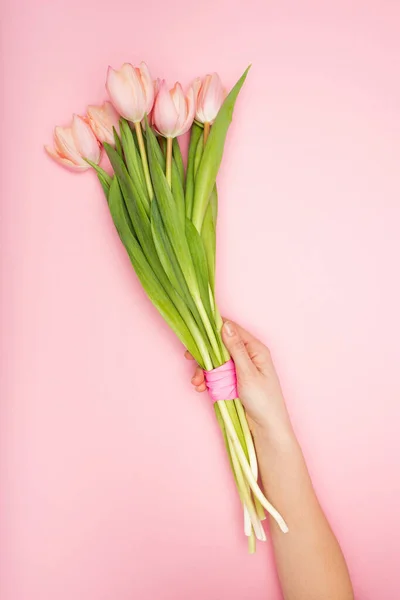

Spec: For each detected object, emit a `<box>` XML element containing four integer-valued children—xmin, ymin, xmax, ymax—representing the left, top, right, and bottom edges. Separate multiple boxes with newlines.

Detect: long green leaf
<box><xmin>146</xmin><ymin>121</ymin><xmax>223</xmax><ymax>364</ymax></box>
<box><xmin>201</xmin><ymin>197</ymin><xmax>216</xmax><ymax>293</ymax></box>
<box><xmin>210</xmin><ymin>184</ymin><xmax>218</xmax><ymax>224</ymax></box>
<box><xmin>191</xmin><ymin>66</ymin><xmax>250</xmax><ymax>231</ymax></box>
<box><xmin>185</xmin><ymin>123</ymin><xmax>202</xmax><ymax>219</ymax></box>
<box><xmin>143</xmin><ymin>116</ymin><xmax>166</xmax><ymax>169</ymax></box>
<box><xmin>185</xmin><ymin>218</ymin><xmax>212</xmax><ymax>318</ymax></box>
<box><xmin>172</xmin><ymin>138</ymin><xmax>185</xmax><ymax>188</ymax></box>
<box><xmin>151</xmin><ymin>199</ymin><xmax>185</xmax><ymax>300</ymax></box>
<box><xmin>119</xmin><ymin>119</ymin><xmax>148</xmax><ymax>209</ymax></box>
<box><xmin>113</xmin><ymin>127</ymin><xmax>123</xmax><ymax>157</ymax></box>
<box><xmin>85</xmin><ymin>159</ymin><xmax>112</xmax><ymax>196</ymax></box>
<box><xmin>151</xmin><ymin>199</ymin><xmax>219</xmax><ymax>365</ymax></box>
<box><xmin>146</xmin><ymin>123</ymin><xmax>199</xmax><ymax>298</ymax></box>
<box><xmin>171</xmin><ymin>159</ymin><xmax>185</xmax><ymax>228</ymax></box>
<box><xmin>104</xmin><ymin>143</ymin><xmax>149</xmax><ymax>220</ymax></box>
<box><xmin>194</xmin><ymin>133</ymin><xmax>204</xmax><ymax>176</ymax></box>
<box><xmin>107</xmin><ymin>178</ymin><xmax>203</xmax><ymax>364</ymax></box>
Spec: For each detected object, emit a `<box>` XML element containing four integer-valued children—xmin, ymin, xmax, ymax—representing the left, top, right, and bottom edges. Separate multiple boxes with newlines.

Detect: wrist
<box><xmin>251</xmin><ymin>409</ymin><xmax>296</xmax><ymax>449</ymax></box>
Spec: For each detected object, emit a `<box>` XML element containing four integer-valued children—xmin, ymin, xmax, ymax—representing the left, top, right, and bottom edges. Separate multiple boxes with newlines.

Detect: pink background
<box><xmin>1</xmin><ymin>1</ymin><xmax>400</xmax><ymax>599</ymax></box>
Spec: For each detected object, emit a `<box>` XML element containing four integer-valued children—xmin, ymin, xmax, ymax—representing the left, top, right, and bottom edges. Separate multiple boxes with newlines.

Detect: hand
<box><xmin>185</xmin><ymin>320</ymin><xmax>292</xmax><ymax>436</ymax></box>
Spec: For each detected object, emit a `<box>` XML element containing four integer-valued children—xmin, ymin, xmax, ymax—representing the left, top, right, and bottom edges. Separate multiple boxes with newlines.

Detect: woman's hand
<box><xmin>186</xmin><ymin>319</ymin><xmax>354</xmax><ymax>600</ymax></box>
<box><xmin>185</xmin><ymin>319</ymin><xmax>292</xmax><ymax>437</ymax></box>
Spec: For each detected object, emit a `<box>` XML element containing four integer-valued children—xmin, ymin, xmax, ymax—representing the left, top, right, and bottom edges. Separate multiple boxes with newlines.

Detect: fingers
<box><xmin>222</xmin><ymin>318</ymin><xmax>271</xmax><ymax>371</ymax></box>
<box><xmin>222</xmin><ymin>318</ymin><xmax>259</xmax><ymax>346</ymax></box>
<box><xmin>221</xmin><ymin>321</ymin><xmax>257</xmax><ymax>379</ymax></box>
<box><xmin>191</xmin><ymin>366</ymin><xmax>206</xmax><ymax>392</ymax></box>
<box><xmin>184</xmin><ymin>351</ymin><xmax>206</xmax><ymax>391</ymax></box>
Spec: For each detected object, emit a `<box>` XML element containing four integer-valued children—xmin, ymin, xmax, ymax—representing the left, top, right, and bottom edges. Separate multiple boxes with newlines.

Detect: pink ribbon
<box><xmin>204</xmin><ymin>359</ymin><xmax>238</xmax><ymax>403</ymax></box>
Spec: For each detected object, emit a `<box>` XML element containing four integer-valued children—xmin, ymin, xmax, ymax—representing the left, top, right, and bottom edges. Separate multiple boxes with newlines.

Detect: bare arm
<box><xmin>187</xmin><ymin>320</ymin><xmax>354</xmax><ymax>600</ymax></box>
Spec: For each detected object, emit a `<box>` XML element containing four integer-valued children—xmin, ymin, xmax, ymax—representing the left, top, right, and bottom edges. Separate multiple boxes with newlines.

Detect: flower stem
<box><xmin>218</xmin><ymin>400</ymin><xmax>289</xmax><ymax>534</ymax></box>
<box><xmin>203</xmin><ymin>121</ymin><xmax>210</xmax><ymax>144</ymax></box>
<box><xmin>166</xmin><ymin>137</ymin><xmax>173</xmax><ymax>187</ymax></box>
<box><xmin>227</xmin><ymin>435</ymin><xmax>265</xmax><ymax>541</ymax></box>
<box><xmin>248</xmin><ymin>529</ymin><xmax>256</xmax><ymax>554</ymax></box>
<box><xmin>194</xmin><ymin>295</ymin><xmax>223</xmax><ymax>365</ymax></box>
<box><xmin>134</xmin><ymin>122</ymin><xmax>153</xmax><ymax>201</ymax></box>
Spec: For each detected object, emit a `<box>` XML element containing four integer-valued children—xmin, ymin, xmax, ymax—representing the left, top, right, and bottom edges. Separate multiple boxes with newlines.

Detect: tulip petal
<box><xmin>203</xmin><ymin>73</ymin><xmax>224</xmax><ymax>123</ymax></box>
<box><xmin>194</xmin><ymin>72</ymin><xmax>225</xmax><ymax>124</ymax></box>
<box><xmin>106</xmin><ymin>65</ymin><xmax>138</xmax><ymax>122</ymax></box>
<box><xmin>44</xmin><ymin>145</ymin><xmax>89</xmax><ymax>171</ymax></box>
<box><xmin>87</xmin><ymin>101</ymin><xmax>119</xmax><ymax>145</ymax></box>
<box><xmin>72</xmin><ymin>114</ymin><xmax>101</xmax><ymax>163</ymax></box>
<box><xmin>177</xmin><ymin>86</ymin><xmax>195</xmax><ymax>136</ymax></box>
<box><xmin>192</xmin><ymin>77</ymin><xmax>202</xmax><ymax>99</ymax></box>
<box><xmin>129</xmin><ymin>67</ymin><xmax>146</xmax><ymax>122</ymax></box>
<box><xmin>54</xmin><ymin>126</ymin><xmax>87</xmax><ymax>166</ymax></box>
<box><xmin>153</xmin><ymin>80</ymin><xmax>179</xmax><ymax>137</ymax></box>
<box><xmin>198</xmin><ymin>74</ymin><xmax>212</xmax><ymax>110</ymax></box>
<box><xmin>171</xmin><ymin>83</ymin><xmax>186</xmax><ymax>133</ymax></box>
<box><xmin>139</xmin><ymin>61</ymin><xmax>155</xmax><ymax>114</ymax></box>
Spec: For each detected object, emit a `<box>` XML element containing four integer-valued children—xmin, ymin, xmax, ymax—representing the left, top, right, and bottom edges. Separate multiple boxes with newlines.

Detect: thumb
<box><xmin>222</xmin><ymin>321</ymin><xmax>257</xmax><ymax>379</ymax></box>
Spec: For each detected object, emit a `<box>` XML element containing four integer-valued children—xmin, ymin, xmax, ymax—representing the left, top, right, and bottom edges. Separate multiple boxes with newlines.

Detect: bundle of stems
<box><xmin>91</xmin><ymin>67</ymin><xmax>288</xmax><ymax>552</ymax></box>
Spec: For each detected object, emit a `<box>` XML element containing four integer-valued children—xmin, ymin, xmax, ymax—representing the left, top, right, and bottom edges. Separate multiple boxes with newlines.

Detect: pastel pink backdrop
<box><xmin>1</xmin><ymin>1</ymin><xmax>399</xmax><ymax>599</ymax></box>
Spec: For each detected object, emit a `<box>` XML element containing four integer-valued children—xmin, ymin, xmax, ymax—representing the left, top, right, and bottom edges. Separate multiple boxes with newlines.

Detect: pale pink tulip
<box><xmin>148</xmin><ymin>78</ymin><xmax>161</xmax><ymax>128</ymax></box>
<box><xmin>152</xmin><ymin>80</ymin><xmax>195</xmax><ymax>138</ymax></box>
<box><xmin>87</xmin><ymin>101</ymin><xmax>119</xmax><ymax>145</ymax></box>
<box><xmin>45</xmin><ymin>114</ymin><xmax>101</xmax><ymax>171</ymax></box>
<box><xmin>193</xmin><ymin>73</ymin><xmax>225</xmax><ymax>125</ymax></box>
<box><xmin>106</xmin><ymin>62</ymin><xmax>154</xmax><ymax>123</ymax></box>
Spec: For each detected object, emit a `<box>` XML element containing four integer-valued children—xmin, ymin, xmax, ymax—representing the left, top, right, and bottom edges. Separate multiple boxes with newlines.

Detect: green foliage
<box><xmin>191</xmin><ymin>66</ymin><xmax>250</xmax><ymax>232</ymax></box>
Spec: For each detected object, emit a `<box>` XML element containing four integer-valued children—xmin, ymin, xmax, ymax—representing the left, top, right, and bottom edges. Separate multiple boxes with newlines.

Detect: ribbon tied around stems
<box><xmin>204</xmin><ymin>359</ymin><xmax>238</xmax><ymax>403</ymax></box>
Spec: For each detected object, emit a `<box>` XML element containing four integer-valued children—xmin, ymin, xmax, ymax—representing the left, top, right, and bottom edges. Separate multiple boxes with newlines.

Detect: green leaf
<box><xmin>192</xmin><ymin>65</ymin><xmax>250</xmax><ymax>231</ymax></box>
<box><xmin>151</xmin><ymin>199</ymin><xmax>219</xmax><ymax>365</ymax></box>
<box><xmin>185</xmin><ymin>123</ymin><xmax>202</xmax><ymax>219</ymax></box>
<box><xmin>185</xmin><ymin>218</ymin><xmax>213</xmax><ymax>319</ymax></box>
<box><xmin>143</xmin><ymin>116</ymin><xmax>165</xmax><ymax>169</ymax></box>
<box><xmin>171</xmin><ymin>158</ymin><xmax>185</xmax><ymax>229</ymax></box>
<box><xmin>194</xmin><ymin>133</ymin><xmax>203</xmax><ymax>176</ymax></box>
<box><xmin>145</xmin><ymin>120</ymin><xmax>224</xmax><ymax>365</ymax></box>
<box><xmin>159</xmin><ymin>136</ymin><xmax>167</xmax><ymax>156</ymax></box>
<box><xmin>107</xmin><ymin>178</ymin><xmax>203</xmax><ymax>364</ymax></box>
<box><xmin>98</xmin><ymin>174</ymin><xmax>111</xmax><ymax>197</ymax></box>
<box><xmin>210</xmin><ymin>184</ymin><xmax>218</xmax><ymax>225</ymax></box>
<box><xmin>172</xmin><ymin>138</ymin><xmax>185</xmax><ymax>189</ymax></box>
<box><xmin>201</xmin><ymin>195</ymin><xmax>217</xmax><ymax>292</ymax></box>
<box><xmin>113</xmin><ymin>127</ymin><xmax>123</xmax><ymax>157</ymax></box>
<box><xmin>104</xmin><ymin>143</ymin><xmax>149</xmax><ymax>219</ymax></box>
<box><xmin>146</xmin><ymin>124</ymin><xmax>199</xmax><ymax>298</ymax></box>
<box><xmin>151</xmin><ymin>198</ymin><xmax>185</xmax><ymax>300</ymax></box>
<box><xmin>106</xmin><ymin>145</ymin><xmax>174</xmax><ymax>305</ymax></box>
<box><xmin>85</xmin><ymin>159</ymin><xmax>112</xmax><ymax>196</ymax></box>
<box><xmin>119</xmin><ymin>119</ymin><xmax>148</xmax><ymax>208</ymax></box>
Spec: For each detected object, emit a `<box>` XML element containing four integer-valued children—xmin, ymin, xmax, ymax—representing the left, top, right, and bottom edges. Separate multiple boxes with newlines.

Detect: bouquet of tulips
<box><xmin>45</xmin><ymin>61</ymin><xmax>288</xmax><ymax>552</ymax></box>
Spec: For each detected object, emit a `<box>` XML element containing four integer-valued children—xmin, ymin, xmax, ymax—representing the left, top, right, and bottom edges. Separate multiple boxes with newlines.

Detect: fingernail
<box><xmin>223</xmin><ymin>321</ymin><xmax>235</xmax><ymax>337</ymax></box>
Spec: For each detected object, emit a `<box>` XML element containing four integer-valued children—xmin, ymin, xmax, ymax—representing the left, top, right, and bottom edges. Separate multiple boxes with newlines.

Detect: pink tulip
<box><xmin>148</xmin><ymin>78</ymin><xmax>161</xmax><ymax>128</ymax></box>
<box><xmin>87</xmin><ymin>101</ymin><xmax>119</xmax><ymax>145</ymax></box>
<box><xmin>106</xmin><ymin>62</ymin><xmax>154</xmax><ymax>124</ymax></box>
<box><xmin>193</xmin><ymin>73</ymin><xmax>225</xmax><ymax>125</ymax></box>
<box><xmin>152</xmin><ymin>80</ymin><xmax>195</xmax><ymax>138</ymax></box>
<box><xmin>45</xmin><ymin>114</ymin><xmax>101</xmax><ymax>171</ymax></box>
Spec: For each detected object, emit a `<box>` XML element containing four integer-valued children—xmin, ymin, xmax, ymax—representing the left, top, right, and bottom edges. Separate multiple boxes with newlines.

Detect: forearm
<box><xmin>253</xmin><ymin>418</ymin><xmax>354</xmax><ymax>600</ymax></box>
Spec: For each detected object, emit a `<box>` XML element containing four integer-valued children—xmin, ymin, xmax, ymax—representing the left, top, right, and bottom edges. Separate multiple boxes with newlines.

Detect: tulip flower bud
<box><xmin>152</xmin><ymin>80</ymin><xmax>195</xmax><ymax>138</ymax></box>
<box><xmin>106</xmin><ymin>62</ymin><xmax>154</xmax><ymax>124</ymax></box>
<box><xmin>194</xmin><ymin>73</ymin><xmax>225</xmax><ymax>125</ymax></box>
<box><xmin>87</xmin><ymin>101</ymin><xmax>120</xmax><ymax>145</ymax></box>
<box><xmin>45</xmin><ymin>114</ymin><xmax>101</xmax><ymax>171</ymax></box>
<box><xmin>148</xmin><ymin>78</ymin><xmax>161</xmax><ymax>128</ymax></box>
